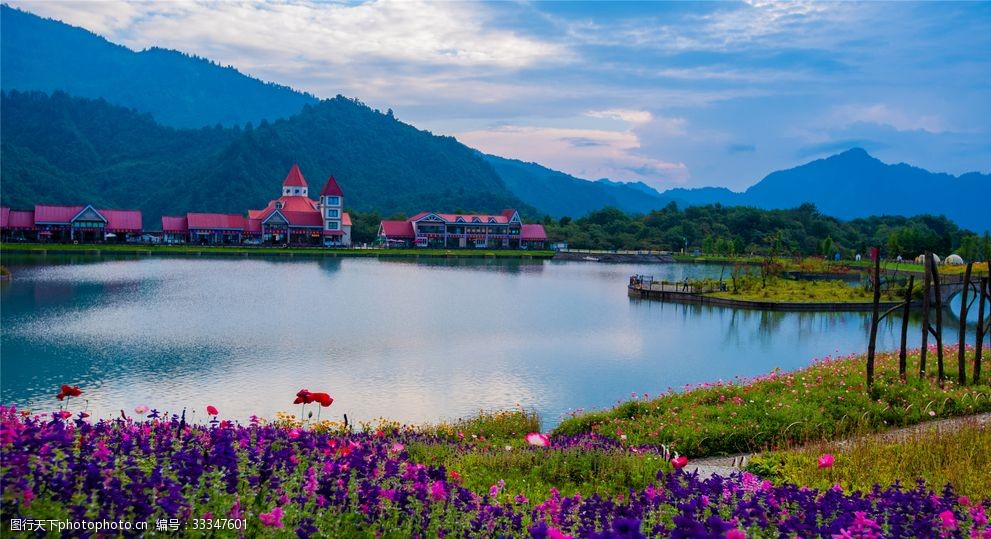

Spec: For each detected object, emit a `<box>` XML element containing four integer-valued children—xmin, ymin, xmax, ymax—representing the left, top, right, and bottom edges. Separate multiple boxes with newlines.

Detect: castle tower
<box><xmin>318</xmin><ymin>175</ymin><xmax>344</xmax><ymax>230</ymax></box>
<box><xmin>282</xmin><ymin>164</ymin><xmax>308</xmax><ymax>197</ymax></box>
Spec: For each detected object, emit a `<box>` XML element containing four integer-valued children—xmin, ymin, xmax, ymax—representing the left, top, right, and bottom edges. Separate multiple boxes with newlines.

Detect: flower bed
<box><xmin>2</xmin><ymin>407</ymin><xmax>988</xmax><ymax>538</ymax></box>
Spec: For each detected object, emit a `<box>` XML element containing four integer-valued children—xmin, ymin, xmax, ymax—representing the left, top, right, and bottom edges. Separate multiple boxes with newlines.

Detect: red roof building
<box><xmin>100</xmin><ymin>209</ymin><xmax>143</xmax><ymax>233</ymax></box>
<box><xmin>378</xmin><ymin>209</ymin><xmax>545</xmax><ymax>249</ymax></box>
<box><xmin>248</xmin><ymin>166</ymin><xmax>352</xmax><ymax>246</ymax></box>
<box><xmin>160</xmin><ymin>165</ymin><xmax>352</xmax><ymax>246</ymax></box>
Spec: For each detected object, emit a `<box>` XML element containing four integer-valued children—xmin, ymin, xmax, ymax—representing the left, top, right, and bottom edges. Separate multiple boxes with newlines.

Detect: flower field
<box><xmin>3</xmin><ymin>344</ymin><xmax>991</xmax><ymax>537</ymax></box>
<box><xmin>554</xmin><ymin>344</ymin><xmax>991</xmax><ymax>456</ymax></box>
<box><xmin>2</xmin><ymin>406</ymin><xmax>990</xmax><ymax>538</ymax></box>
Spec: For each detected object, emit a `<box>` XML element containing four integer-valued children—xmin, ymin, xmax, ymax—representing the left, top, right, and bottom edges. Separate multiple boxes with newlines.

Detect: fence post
<box><xmin>920</xmin><ymin>252</ymin><xmax>932</xmax><ymax>377</ymax></box>
<box><xmin>957</xmin><ymin>263</ymin><xmax>972</xmax><ymax>385</ymax></box>
<box><xmin>866</xmin><ymin>248</ymin><xmax>881</xmax><ymax>389</ymax></box>
<box><xmin>899</xmin><ymin>275</ymin><xmax>914</xmax><ymax>380</ymax></box>
<box><xmin>930</xmin><ymin>254</ymin><xmax>945</xmax><ymax>384</ymax></box>
<box><xmin>976</xmin><ymin>276</ymin><xmax>988</xmax><ymax>385</ymax></box>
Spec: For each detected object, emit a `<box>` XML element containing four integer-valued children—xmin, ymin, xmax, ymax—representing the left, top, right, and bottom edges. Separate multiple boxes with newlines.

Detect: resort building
<box><xmin>160</xmin><ymin>165</ymin><xmax>352</xmax><ymax>246</ymax></box>
<box><xmin>0</xmin><ymin>204</ymin><xmax>142</xmax><ymax>243</ymax></box>
<box><xmin>378</xmin><ymin>210</ymin><xmax>547</xmax><ymax>249</ymax></box>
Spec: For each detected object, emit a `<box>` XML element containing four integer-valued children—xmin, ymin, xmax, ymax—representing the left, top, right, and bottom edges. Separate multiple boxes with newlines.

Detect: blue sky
<box><xmin>13</xmin><ymin>0</ymin><xmax>991</xmax><ymax>191</ymax></box>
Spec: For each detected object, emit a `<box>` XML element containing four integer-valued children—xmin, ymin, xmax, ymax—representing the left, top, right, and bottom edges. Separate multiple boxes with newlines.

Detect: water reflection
<box><xmin>0</xmin><ymin>255</ymin><xmax>973</xmax><ymax>427</ymax></box>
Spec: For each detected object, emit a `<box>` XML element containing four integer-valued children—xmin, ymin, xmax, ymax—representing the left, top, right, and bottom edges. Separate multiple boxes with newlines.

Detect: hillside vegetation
<box><xmin>1</xmin><ymin>91</ymin><xmax>526</xmax><ymax>227</ymax></box>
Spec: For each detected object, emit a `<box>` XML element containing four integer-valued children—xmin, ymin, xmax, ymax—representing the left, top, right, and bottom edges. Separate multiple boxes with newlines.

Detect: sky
<box><xmin>11</xmin><ymin>0</ymin><xmax>991</xmax><ymax>192</ymax></box>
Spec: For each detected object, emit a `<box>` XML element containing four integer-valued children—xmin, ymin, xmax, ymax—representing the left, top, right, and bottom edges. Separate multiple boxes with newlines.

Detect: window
<box><xmin>326</xmin><ymin>220</ymin><xmax>339</xmax><ymax>230</ymax></box>
<box><xmin>294</xmin><ymin>188</ymin><xmax>301</xmax><ymax>195</ymax></box>
<box><xmin>325</xmin><ymin>209</ymin><xmax>339</xmax><ymax>218</ymax></box>
<box><xmin>327</xmin><ymin>196</ymin><xmax>340</xmax><ymax>205</ymax></box>
<box><xmin>275</xmin><ymin>202</ymin><xmax>283</xmax><ymax>209</ymax></box>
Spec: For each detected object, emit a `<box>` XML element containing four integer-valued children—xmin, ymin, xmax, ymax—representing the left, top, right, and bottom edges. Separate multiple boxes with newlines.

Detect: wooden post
<box><xmin>866</xmin><ymin>248</ymin><xmax>881</xmax><ymax>389</ymax></box>
<box><xmin>976</xmin><ymin>277</ymin><xmax>988</xmax><ymax>385</ymax></box>
<box><xmin>931</xmin><ymin>254</ymin><xmax>945</xmax><ymax>384</ymax></box>
<box><xmin>899</xmin><ymin>275</ymin><xmax>914</xmax><ymax>380</ymax></box>
<box><xmin>920</xmin><ymin>252</ymin><xmax>932</xmax><ymax>377</ymax></box>
<box><xmin>957</xmin><ymin>263</ymin><xmax>972</xmax><ymax>385</ymax></box>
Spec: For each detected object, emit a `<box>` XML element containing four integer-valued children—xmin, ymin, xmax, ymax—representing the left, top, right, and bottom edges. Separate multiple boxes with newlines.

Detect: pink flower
<box><xmin>818</xmin><ymin>454</ymin><xmax>835</xmax><ymax>469</ymax></box>
<box><xmin>259</xmin><ymin>507</ymin><xmax>283</xmax><ymax>528</ymax></box>
<box><xmin>525</xmin><ymin>432</ymin><xmax>550</xmax><ymax>447</ymax></box>
<box><xmin>939</xmin><ymin>510</ymin><xmax>957</xmax><ymax>531</ymax></box>
<box><xmin>134</xmin><ymin>405</ymin><xmax>149</xmax><ymax>415</ymax></box>
<box><xmin>206</xmin><ymin>405</ymin><xmax>219</xmax><ymax>416</ymax></box>
<box><xmin>671</xmin><ymin>455</ymin><xmax>689</xmax><ymax>469</ymax></box>
<box><xmin>726</xmin><ymin>530</ymin><xmax>746</xmax><ymax>539</ymax></box>
<box><xmin>429</xmin><ymin>480</ymin><xmax>447</xmax><ymax>502</ymax></box>
<box><xmin>548</xmin><ymin>527</ymin><xmax>573</xmax><ymax>539</ymax></box>
<box><xmin>390</xmin><ymin>442</ymin><xmax>405</xmax><ymax>454</ymax></box>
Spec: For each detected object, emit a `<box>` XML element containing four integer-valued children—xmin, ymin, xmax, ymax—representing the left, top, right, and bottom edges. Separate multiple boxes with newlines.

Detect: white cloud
<box><xmin>585</xmin><ymin>109</ymin><xmax>653</xmax><ymax>125</ymax></box>
<box><xmin>13</xmin><ymin>1</ymin><xmax>566</xmax><ymax>70</ymax></box>
<box><xmin>830</xmin><ymin>104</ymin><xmax>950</xmax><ymax>134</ymax></box>
<box><xmin>457</xmin><ymin>125</ymin><xmax>689</xmax><ymax>189</ymax></box>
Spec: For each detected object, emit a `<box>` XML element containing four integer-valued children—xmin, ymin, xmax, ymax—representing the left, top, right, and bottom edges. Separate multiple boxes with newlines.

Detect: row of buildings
<box><xmin>1</xmin><ymin>165</ymin><xmax>547</xmax><ymax>249</ymax></box>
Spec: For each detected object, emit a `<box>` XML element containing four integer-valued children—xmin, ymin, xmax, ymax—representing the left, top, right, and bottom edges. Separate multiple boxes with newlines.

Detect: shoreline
<box><xmin>0</xmin><ymin>243</ymin><xmax>555</xmax><ymax>260</ymax></box>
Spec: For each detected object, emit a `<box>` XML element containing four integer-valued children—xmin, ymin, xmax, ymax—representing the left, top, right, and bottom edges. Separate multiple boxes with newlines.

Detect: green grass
<box><xmin>553</xmin><ymin>344</ymin><xmax>991</xmax><ymax>458</ymax></box>
<box><xmin>708</xmin><ymin>278</ymin><xmax>902</xmax><ymax>303</ymax></box>
<box><xmin>748</xmin><ymin>419</ymin><xmax>991</xmax><ymax>499</ymax></box>
<box><xmin>406</xmin><ymin>409</ymin><xmax>671</xmax><ymax>500</ymax></box>
<box><xmin>0</xmin><ymin>242</ymin><xmax>554</xmax><ymax>259</ymax></box>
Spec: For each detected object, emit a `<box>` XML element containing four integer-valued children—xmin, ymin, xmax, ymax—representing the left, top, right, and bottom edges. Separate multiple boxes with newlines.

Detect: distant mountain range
<box><xmin>0</xmin><ymin>4</ymin><xmax>316</xmax><ymax>128</ymax></box>
<box><xmin>492</xmin><ymin>149</ymin><xmax>988</xmax><ymax>232</ymax></box>
<box><xmin>1</xmin><ymin>4</ymin><xmax>987</xmax><ymax>233</ymax></box>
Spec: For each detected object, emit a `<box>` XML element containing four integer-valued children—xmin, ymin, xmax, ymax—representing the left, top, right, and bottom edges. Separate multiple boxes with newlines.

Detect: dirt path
<box><xmin>688</xmin><ymin>413</ymin><xmax>991</xmax><ymax>478</ymax></box>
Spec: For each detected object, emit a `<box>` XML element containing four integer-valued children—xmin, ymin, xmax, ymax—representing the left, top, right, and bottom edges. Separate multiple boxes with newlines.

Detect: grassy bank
<box><xmin>707</xmin><ymin>277</ymin><xmax>903</xmax><ymax>303</ymax></box>
<box><xmin>748</xmin><ymin>418</ymin><xmax>990</xmax><ymax>499</ymax></box>
<box><xmin>0</xmin><ymin>242</ymin><xmax>554</xmax><ymax>259</ymax></box>
<box><xmin>553</xmin><ymin>344</ymin><xmax>991</xmax><ymax>457</ymax></box>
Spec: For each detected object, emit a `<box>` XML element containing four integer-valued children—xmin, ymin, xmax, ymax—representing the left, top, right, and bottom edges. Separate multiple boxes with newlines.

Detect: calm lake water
<box><xmin>0</xmin><ymin>255</ymin><xmax>970</xmax><ymax>427</ymax></box>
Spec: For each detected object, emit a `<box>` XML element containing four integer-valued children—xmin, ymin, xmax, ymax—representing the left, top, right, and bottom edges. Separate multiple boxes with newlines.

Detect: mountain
<box><xmin>0</xmin><ymin>5</ymin><xmax>317</xmax><ymax>128</ymax></box>
<box><xmin>739</xmin><ymin>148</ymin><xmax>988</xmax><ymax>232</ymax></box>
<box><xmin>0</xmin><ymin>91</ymin><xmax>527</xmax><ymax>227</ymax></box>
<box><xmin>487</xmin><ymin>148</ymin><xmax>987</xmax><ymax>232</ymax></box>
<box><xmin>482</xmin><ymin>154</ymin><xmax>674</xmax><ymax>217</ymax></box>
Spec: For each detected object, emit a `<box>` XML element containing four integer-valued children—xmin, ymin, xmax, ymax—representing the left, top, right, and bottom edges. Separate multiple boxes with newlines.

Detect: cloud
<box><xmin>830</xmin><ymin>104</ymin><xmax>950</xmax><ymax>134</ymax></box>
<box><xmin>585</xmin><ymin>109</ymin><xmax>653</xmax><ymax>125</ymax></box>
<box><xmin>457</xmin><ymin>125</ymin><xmax>688</xmax><ymax>189</ymax></box>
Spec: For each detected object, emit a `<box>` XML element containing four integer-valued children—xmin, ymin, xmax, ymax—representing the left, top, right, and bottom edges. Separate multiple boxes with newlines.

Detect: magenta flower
<box><xmin>548</xmin><ymin>527</ymin><xmax>573</xmax><ymax>539</ymax></box>
<box><xmin>818</xmin><ymin>453</ymin><xmax>835</xmax><ymax>469</ymax></box>
<box><xmin>206</xmin><ymin>405</ymin><xmax>219</xmax><ymax>416</ymax></box>
<box><xmin>429</xmin><ymin>480</ymin><xmax>447</xmax><ymax>502</ymax></box>
<box><xmin>726</xmin><ymin>530</ymin><xmax>746</xmax><ymax>539</ymax></box>
<box><xmin>671</xmin><ymin>455</ymin><xmax>689</xmax><ymax>469</ymax></box>
<box><xmin>259</xmin><ymin>507</ymin><xmax>283</xmax><ymax>528</ymax></box>
<box><xmin>939</xmin><ymin>510</ymin><xmax>957</xmax><ymax>531</ymax></box>
<box><xmin>525</xmin><ymin>432</ymin><xmax>550</xmax><ymax>447</ymax></box>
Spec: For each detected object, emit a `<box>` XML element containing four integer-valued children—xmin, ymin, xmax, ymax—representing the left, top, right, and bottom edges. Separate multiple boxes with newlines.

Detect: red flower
<box><xmin>61</xmin><ymin>384</ymin><xmax>82</xmax><ymax>397</ymax></box>
<box><xmin>294</xmin><ymin>389</ymin><xmax>314</xmax><ymax>404</ymax></box>
<box><xmin>310</xmin><ymin>392</ymin><xmax>333</xmax><ymax>407</ymax></box>
<box><xmin>671</xmin><ymin>456</ymin><xmax>689</xmax><ymax>469</ymax></box>
<box><xmin>206</xmin><ymin>405</ymin><xmax>219</xmax><ymax>416</ymax></box>
<box><xmin>57</xmin><ymin>410</ymin><xmax>72</xmax><ymax>419</ymax></box>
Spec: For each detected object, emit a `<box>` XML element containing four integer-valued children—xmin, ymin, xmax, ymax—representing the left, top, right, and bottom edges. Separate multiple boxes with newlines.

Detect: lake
<box><xmin>0</xmin><ymin>255</ymin><xmax>971</xmax><ymax>427</ymax></box>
